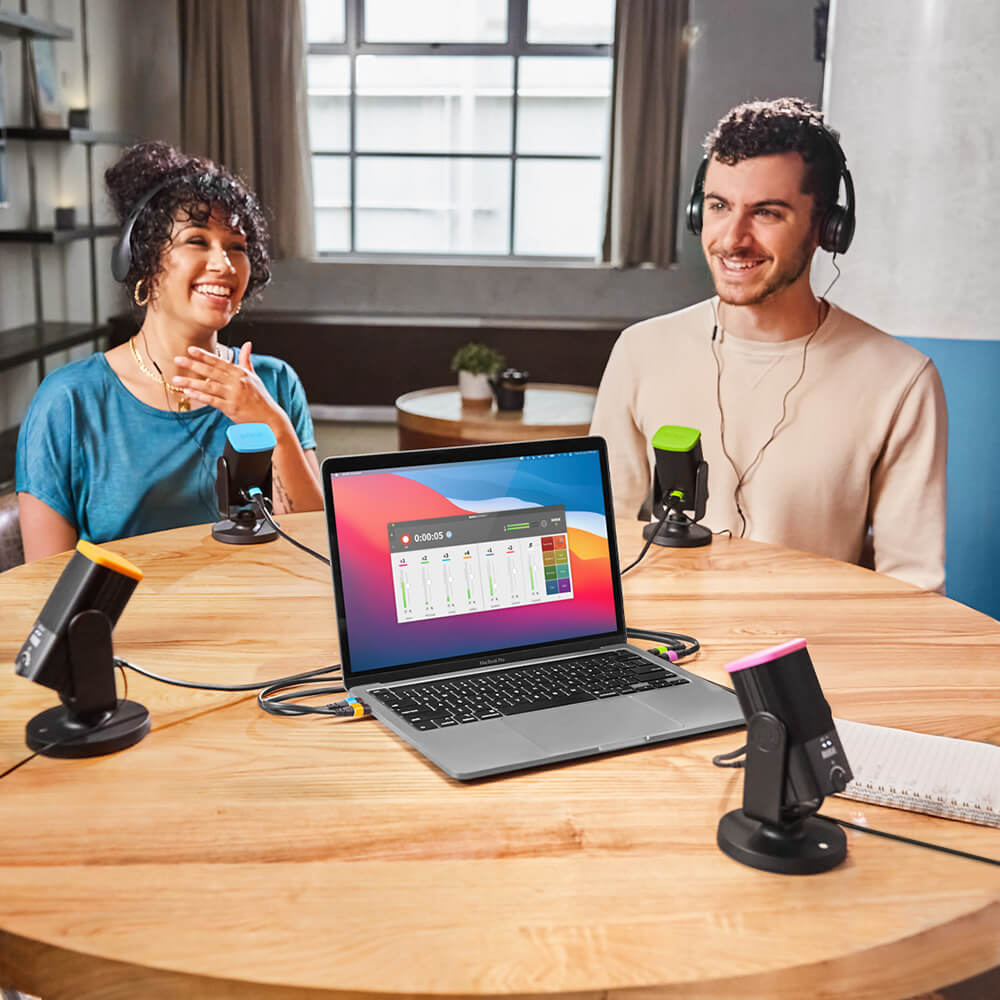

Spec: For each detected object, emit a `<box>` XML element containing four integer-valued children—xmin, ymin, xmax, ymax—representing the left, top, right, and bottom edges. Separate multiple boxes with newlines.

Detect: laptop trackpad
<box><xmin>505</xmin><ymin>699</ymin><xmax>682</xmax><ymax>752</ymax></box>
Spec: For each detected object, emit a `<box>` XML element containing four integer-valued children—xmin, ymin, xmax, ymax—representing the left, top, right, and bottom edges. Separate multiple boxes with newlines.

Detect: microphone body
<box><xmin>15</xmin><ymin>541</ymin><xmax>150</xmax><ymax>757</ymax></box>
<box><xmin>213</xmin><ymin>423</ymin><xmax>279</xmax><ymax>545</ymax></box>
<box><xmin>639</xmin><ymin>425</ymin><xmax>711</xmax><ymax>548</ymax></box>
<box><xmin>726</xmin><ymin>638</ymin><xmax>852</xmax><ymax>802</ymax></box>
<box><xmin>16</xmin><ymin>541</ymin><xmax>141</xmax><ymax>691</ymax></box>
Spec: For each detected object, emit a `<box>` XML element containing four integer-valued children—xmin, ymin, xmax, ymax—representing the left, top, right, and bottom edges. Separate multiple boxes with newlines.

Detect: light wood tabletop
<box><xmin>1</xmin><ymin>514</ymin><xmax>998</xmax><ymax>1000</ymax></box>
<box><xmin>395</xmin><ymin>383</ymin><xmax>596</xmax><ymax>449</ymax></box>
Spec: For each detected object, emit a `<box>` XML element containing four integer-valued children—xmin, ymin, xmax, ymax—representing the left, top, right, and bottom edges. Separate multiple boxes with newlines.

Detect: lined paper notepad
<box><xmin>833</xmin><ymin>719</ymin><xmax>1000</xmax><ymax>829</ymax></box>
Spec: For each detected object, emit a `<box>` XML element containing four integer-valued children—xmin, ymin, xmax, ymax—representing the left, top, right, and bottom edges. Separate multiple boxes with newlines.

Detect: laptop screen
<box><xmin>323</xmin><ymin>437</ymin><xmax>625</xmax><ymax>681</ymax></box>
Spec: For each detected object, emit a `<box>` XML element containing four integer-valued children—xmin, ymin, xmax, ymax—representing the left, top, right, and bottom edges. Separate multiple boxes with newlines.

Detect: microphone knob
<box><xmin>829</xmin><ymin>765</ymin><xmax>848</xmax><ymax>792</ymax></box>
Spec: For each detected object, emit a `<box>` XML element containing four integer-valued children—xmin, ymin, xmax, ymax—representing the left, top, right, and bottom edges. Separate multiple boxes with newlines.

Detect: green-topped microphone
<box><xmin>638</xmin><ymin>425</ymin><xmax>711</xmax><ymax>548</ymax></box>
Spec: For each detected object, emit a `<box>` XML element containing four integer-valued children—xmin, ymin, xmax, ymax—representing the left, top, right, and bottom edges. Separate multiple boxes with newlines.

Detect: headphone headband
<box><xmin>110</xmin><ymin>172</ymin><xmax>211</xmax><ymax>283</ymax></box>
<box><xmin>685</xmin><ymin>124</ymin><xmax>855</xmax><ymax>255</ymax></box>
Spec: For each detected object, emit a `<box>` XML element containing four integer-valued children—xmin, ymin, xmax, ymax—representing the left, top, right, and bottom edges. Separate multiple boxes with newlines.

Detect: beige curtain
<box><xmin>179</xmin><ymin>0</ymin><xmax>314</xmax><ymax>259</ymax></box>
<box><xmin>601</xmin><ymin>0</ymin><xmax>689</xmax><ymax>268</ymax></box>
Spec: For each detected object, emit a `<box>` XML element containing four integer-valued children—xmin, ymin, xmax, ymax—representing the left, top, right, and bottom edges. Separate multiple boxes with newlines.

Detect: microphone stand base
<box><xmin>642</xmin><ymin>520</ymin><xmax>712</xmax><ymax>548</ymax></box>
<box><xmin>25</xmin><ymin>699</ymin><xmax>151</xmax><ymax>758</ymax></box>
<box><xmin>212</xmin><ymin>517</ymin><xmax>278</xmax><ymax>545</ymax></box>
<box><xmin>717</xmin><ymin>808</ymin><xmax>847</xmax><ymax>874</ymax></box>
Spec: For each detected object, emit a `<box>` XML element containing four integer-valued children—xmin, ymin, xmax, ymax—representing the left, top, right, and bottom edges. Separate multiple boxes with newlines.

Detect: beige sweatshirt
<box><xmin>590</xmin><ymin>298</ymin><xmax>948</xmax><ymax>591</ymax></box>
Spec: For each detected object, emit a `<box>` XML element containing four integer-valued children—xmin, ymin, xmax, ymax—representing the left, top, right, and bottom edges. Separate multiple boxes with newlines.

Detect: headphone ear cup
<box><xmin>819</xmin><ymin>205</ymin><xmax>854</xmax><ymax>255</ymax></box>
<box><xmin>686</xmin><ymin>191</ymin><xmax>703</xmax><ymax>235</ymax></box>
<box><xmin>685</xmin><ymin>157</ymin><xmax>709</xmax><ymax>236</ymax></box>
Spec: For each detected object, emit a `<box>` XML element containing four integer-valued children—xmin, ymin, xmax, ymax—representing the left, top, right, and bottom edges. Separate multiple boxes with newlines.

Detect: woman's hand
<box><xmin>173</xmin><ymin>342</ymin><xmax>322</xmax><ymax>513</ymax></box>
<box><xmin>172</xmin><ymin>342</ymin><xmax>285</xmax><ymax>427</ymax></box>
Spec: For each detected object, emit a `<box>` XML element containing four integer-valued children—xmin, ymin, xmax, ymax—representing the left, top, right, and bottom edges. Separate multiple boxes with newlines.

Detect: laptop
<box><xmin>321</xmin><ymin>436</ymin><xmax>742</xmax><ymax>780</ymax></box>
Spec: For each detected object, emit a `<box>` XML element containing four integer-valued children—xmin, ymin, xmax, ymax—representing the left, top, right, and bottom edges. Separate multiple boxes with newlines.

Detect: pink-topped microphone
<box><xmin>717</xmin><ymin>638</ymin><xmax>853</xmax><ymax>874</ymax></box>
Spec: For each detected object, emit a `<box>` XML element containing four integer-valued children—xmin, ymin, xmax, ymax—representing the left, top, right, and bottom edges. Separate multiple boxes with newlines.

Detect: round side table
<box><xmin>395</xmin><ymin>383</ymin><xmax>597</xmax><ymax>450</ymax></box>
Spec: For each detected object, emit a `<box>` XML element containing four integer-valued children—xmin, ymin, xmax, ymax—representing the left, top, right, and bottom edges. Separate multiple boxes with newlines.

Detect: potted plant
<box><xmin>450</xmin><ymin>342</ymin><xmax>505</xmax><ymax>407</ymax></box>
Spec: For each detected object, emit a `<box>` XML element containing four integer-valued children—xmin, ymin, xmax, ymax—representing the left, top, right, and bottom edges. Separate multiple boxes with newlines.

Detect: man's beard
<box><xmin>714</xmin><ymin>238</ymin><xmax>814</xmax><ymax>307</ymax></box>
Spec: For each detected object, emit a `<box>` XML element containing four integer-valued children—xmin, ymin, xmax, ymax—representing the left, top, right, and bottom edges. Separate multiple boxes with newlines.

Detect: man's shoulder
<box><xmin>619</xmin><ymin>298</ymin><xmax>715</xmax><ymax>343</ymax></box>
<box><xmin>827</xmin><ymin>304</ymin><xmax>931</xmax><ymax>371</ymax></box>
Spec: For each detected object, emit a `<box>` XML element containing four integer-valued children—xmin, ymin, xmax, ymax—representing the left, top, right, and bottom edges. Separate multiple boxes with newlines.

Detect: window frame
<box><xmin>306</xmin><ymin>0</ymin><xmax>613</xmax><ymax>260</ymax></box>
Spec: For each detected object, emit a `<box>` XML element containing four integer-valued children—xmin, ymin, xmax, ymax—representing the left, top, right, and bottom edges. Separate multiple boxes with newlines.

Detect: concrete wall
<box><xmin>823</xmin><ymin>0</ymin><xmax>1000</xmax><ymax>619</ymax></box>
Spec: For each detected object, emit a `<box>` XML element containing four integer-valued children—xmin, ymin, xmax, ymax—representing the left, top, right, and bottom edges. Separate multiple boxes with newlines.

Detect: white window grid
<box><xmin>307</xmin><ymin>0</ymin><xmax>613</xmax><ymax>258</ymax></box>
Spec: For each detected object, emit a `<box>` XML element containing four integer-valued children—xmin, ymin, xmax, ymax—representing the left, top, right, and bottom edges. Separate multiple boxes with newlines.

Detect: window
<box><xmin>305</xmin><ymin>0</ymin><xmax>614</xmax><ymax>257</ymax></box>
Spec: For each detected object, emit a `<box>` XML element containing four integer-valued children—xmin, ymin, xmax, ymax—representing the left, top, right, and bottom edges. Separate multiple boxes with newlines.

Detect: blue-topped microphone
<box><xmin>212</xmin><ymin>423</ymin><xmax>279</xmax><ymax>545</ymax></box>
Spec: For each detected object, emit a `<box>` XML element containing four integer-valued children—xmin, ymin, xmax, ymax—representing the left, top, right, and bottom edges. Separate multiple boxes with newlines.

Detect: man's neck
<box><xmin>719</xmin><ymin>283</ymin><xmax>826</xmax><ymax>343</ymax></box>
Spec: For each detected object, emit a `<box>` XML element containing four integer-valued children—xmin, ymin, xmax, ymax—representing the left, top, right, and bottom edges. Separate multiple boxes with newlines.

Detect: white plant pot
<box><xmin>458</xmin><ymin>370</ymin><xmax>492</xmax><ymax>407</ymax></box>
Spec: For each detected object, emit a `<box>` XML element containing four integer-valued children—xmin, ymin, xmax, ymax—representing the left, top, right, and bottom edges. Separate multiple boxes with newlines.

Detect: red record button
<box><xmin>400</xmin><ymin>534</ymin><xmax>411</xmax><ymax>545</ymax></box>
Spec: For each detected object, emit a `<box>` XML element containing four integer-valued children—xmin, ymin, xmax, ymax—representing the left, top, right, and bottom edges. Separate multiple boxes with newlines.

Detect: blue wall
<box><xmin>904</xmin><ymin>338</ymin><xmax>1000</xmax><ymax>621</ymax></box>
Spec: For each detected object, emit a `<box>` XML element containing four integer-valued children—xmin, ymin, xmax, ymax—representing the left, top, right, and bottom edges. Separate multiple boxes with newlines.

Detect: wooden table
<box><xmin>395</xmin><ymin>383</ymin><xmax>596</xmax><ymax>450</ymax></box>
<box><xmin>1</xmin><ymin>516</ymin><xmax>999</xmax><ymax>1000</ymax></box>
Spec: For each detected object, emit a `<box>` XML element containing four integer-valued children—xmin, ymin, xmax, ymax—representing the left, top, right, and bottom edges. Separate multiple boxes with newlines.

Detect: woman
<box><xmin>16</xmin><ymin>142</ymin><xmax>323</xmax><ymax>561</ymax></box>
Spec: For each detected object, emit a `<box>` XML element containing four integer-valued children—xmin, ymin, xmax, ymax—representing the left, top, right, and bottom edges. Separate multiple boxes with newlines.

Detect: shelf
<box><xmin>0</xmin><ymin>322</ymin><xmax>107</xmax><ymax>373</ymax></box>
<box><xmin>0</xmin><ymin>225</ymin><xmax>118</xmax><ymax>244</ymax></box>
<box><xmin>3</xmin><ymin>127</ymin><xmax>133</xmax><ymax>145</ymax></box>
<box><xmin>0</xmin><ymin>10</ymin><xmax>73</xmax><ymax>40</ymax></box>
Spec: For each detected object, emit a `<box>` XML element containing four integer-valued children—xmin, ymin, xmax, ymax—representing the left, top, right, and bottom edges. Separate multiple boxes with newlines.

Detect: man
<box><xmin>590</xmin><ymin>98</ymin><xmax>947</xmax><ymax>591</ymax></box>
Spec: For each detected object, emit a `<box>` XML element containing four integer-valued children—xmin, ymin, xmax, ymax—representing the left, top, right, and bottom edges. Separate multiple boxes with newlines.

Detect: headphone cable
<box><xmin>712</xmin><ymin>296</ymin><xmax>824</xmax><ymax>537</ymax></box>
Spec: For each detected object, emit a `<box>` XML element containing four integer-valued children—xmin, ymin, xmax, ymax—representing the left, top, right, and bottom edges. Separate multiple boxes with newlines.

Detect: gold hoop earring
<box><xmin>133</xmin><ymin>280</ymin><xmax>150</xmax><ymax>307</ymax></box>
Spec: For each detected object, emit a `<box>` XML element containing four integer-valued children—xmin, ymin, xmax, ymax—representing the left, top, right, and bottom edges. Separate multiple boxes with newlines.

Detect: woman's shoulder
<box><xmin>244</xmin><ymin>349</ymin><xmax>306</xmax><ymax>401</ymax></box>
<box><xmin>247</xmin><ymin>350</ymin><xmax>298</xmax><ymax>378</ymax></box>
<box><xmin>28</xmin><ymin>353</ymin><xmax>112</xmax><ymax>409</ymax></box>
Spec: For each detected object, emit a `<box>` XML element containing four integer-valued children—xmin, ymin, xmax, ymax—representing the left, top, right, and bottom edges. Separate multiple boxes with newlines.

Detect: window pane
<box><xmin>313</xmin><ymin>156</ymin><xmax>351</xmax><ymax>252</ymax></box>
<box><xmin>516</xmin><ymin>57</ymin><xmax>611</xmax><ymax>156</ymax></box>
<box><xmin>527</xmin><ymin>0</ymin><xmax>614</xmax><ymax>44</ymax></box>
<box><xmin>305</xmin><ymin>0</ymin><xmax>345</xmax><ymax>43</ymax></box>
<box><xmin>365</xmin><ymin>0</ymin><xmax>507</xmax><ymax>43</ymax></box>
<box><xmin>356</xmin><ymin>156</ymin><xmax>510</xmax><ymax>254</ymax></box>
<box><xmin>356</xmin><ymin>56</ymin><xmax>512</xmax><ymax>154</ymax></box>
<box><xmin>307</xmin><ymin>55</ymin><xmax>350</xmax><ymax>152</ymax></box>
<box><xmin>514</xmin><ymin>159</ymin><xmax>604</xmax><ymax>256</ymax></box>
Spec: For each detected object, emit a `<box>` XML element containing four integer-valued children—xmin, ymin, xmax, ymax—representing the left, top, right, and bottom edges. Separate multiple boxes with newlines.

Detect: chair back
<box><xmin>0</xmin><ymin>492</ymin><xmax>25</xmax><ymax>573</ymax></box>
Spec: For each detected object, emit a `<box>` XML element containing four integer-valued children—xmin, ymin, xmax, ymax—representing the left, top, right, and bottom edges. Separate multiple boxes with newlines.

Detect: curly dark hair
<box><xmin>704</xmin><ymin>98</ymin><xmax>843</xmax><ymax>224</ymax></box>
<box><xmin>105</xmin><ymin>141</ymin><xmax>271</xmax><ymax>300</ymax></box>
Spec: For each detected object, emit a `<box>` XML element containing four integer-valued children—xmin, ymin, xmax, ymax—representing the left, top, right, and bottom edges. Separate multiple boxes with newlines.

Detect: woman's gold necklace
<box><xmin>129</xmin><ymin>336</ymin><xmax>225</xmax><ymax>412</ymax></box>
<box><xmin>129</xmin><ymin>336</ymin><xmax>191</xmax><ymax>410</ymax></box>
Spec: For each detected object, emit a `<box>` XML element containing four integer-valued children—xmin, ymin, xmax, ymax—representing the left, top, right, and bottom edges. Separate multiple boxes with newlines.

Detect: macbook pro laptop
<box><xmin>321</xmin><ymin>436</ymin><xmax>742</xmax><ymax>780</ymax></box>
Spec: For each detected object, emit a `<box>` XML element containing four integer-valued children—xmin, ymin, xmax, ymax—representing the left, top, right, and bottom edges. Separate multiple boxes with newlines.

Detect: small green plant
<box><xmin>450</xmin><ymin>341</ymin><xmax>505</xmax><ymax>376</ymax></box>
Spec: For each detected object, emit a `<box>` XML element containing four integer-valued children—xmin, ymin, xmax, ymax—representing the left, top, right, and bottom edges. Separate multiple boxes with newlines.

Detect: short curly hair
<box><xmin>105</xmin><ymin>141</ymin><xmax>271</xmax><ymax>299</ymax></box>
<box><xmin>704</xmin><ymin>98</ymin><xmax>843</xmax><ymax>224</ymax></box>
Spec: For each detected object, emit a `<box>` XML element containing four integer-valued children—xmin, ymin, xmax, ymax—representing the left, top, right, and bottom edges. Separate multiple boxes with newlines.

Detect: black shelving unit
<box><xmin>0</xmin><ymin>321</ymin><xmax>111</xmax><ymax>374</ymax></box>
<box><xmin>0</xmin><ymin>10</ymin><xmax>73</xmax><ymax>40</ymax></box>
<box><xmin>0</xmin><ymin>7</ymin><xmax>127</xmax><ymax>486</ymax></box>
<box><xmin>4</xmin><ymin>126</ymin><xmax>128</xmax><ymax>145</ymax></box>
<box><xmin>0</xmin><ymin>225</ymin><xmax>119</xmax><ymax>243</ymax></box>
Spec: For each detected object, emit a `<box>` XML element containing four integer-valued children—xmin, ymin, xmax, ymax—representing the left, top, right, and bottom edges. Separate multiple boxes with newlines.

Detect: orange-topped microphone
<box><xmin>15</xmin><ymin>540</ymin><xmax>150</xmax><ymax>757</ymax></box>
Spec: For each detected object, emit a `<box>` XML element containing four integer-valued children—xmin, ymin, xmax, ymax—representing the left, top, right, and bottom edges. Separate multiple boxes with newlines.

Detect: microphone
<box><xmin>716</xmin><ymin>638</ymin><xmax>853</xmax><ymax>874</ymax></box>
<box><xmin>213</xmin><ymin>423</ymin><xmax>279</xmax><ymax>545</ymax></box>
<box><xmin>15</xmin><ymin>541</ymin><xmax>150</xmax><ymax>757</ymax></box>
<box><xmin>638</xmin><ymin>425</ymin><xmax>712</xmax><ymax>548</ymax></box>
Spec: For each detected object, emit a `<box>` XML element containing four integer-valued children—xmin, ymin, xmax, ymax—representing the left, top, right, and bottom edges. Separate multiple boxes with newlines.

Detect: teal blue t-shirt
<box><xmin>16</xmin><ymin>351</ymin><xmax>315</xmax><ymax>544</ymax></box>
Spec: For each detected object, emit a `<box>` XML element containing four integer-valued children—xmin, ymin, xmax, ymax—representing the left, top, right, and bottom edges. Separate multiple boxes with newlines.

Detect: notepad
<box><xmin>833</xmin><ymin>719</ymin><xmax>1000</xmax><ymax>829</ymax></box>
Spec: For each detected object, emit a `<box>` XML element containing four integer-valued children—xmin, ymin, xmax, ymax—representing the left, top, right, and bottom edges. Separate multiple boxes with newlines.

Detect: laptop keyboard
<box><xmin>369</xmin><ymin>649</ymin><xmax>689</xmax><ymax>730</ymax></box>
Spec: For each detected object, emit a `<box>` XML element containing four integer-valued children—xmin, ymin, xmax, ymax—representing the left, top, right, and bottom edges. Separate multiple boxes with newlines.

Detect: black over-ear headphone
<box><xmin>110</xmin><ymin>177</ymin><xmax>174</xmax><ymax>282</ymax></box>
<box><xmin>685</xmin><ymin>126</ymin><xmax>856</xmax><ymax>255</ymax></box>
<box><xmin>111</xmin><ymin>172</ymin><xmax>214</xmax><ymax>283</ymax></box>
